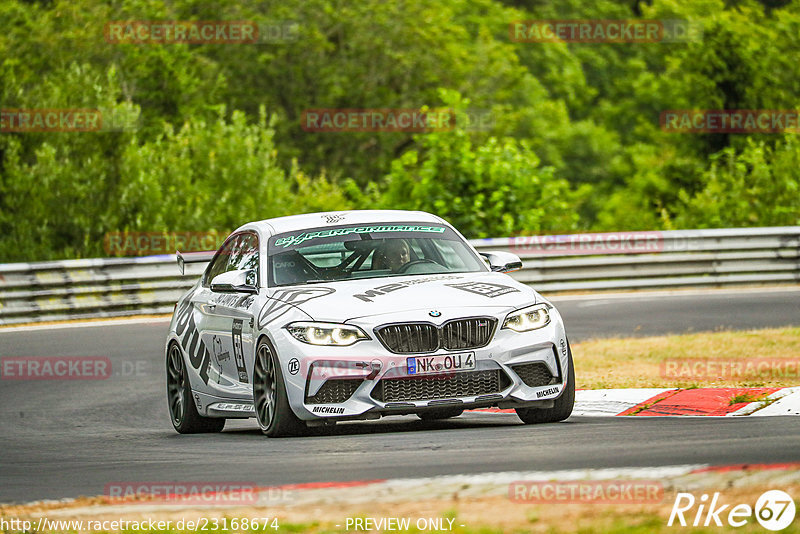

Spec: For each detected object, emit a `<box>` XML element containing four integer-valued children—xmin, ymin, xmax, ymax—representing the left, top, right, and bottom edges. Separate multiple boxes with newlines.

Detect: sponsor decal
<box><xmin>560</xmin><ymin>339</ymin><xmax>567</xmax><ymax>358</ymax></box>
<box><xmin>353</xmin><ymin>275</ymin><xmax>462</xmax><ymax>302</ymax></box>
<box><xmin>274</xmin><ymin>224</ymin><xmax>446</xmax><ymax>248</ymax></box>
<box><xmin>322</xmin><ymin>213</ymin><xmax>347</xmax><ymax>224</ymax></box>
<box><xmin>509</xmin><ymin>480</ymin><xmax>663</xmax><ymax>504</ymax></box>
<box><xmin>232</xmin><ymin>319</ymin><xmax>248</xmax><ymax>383</ymax></box>
<box><xmin>668</xmin><ymin>490</ymin><xmax>795</xmax><ymax>530</ymax></box>
<box><xmin>193</xmin><ymin>393</ymin><xmax>202</xmax><ymax>410</ymax></box>
<box><xmin>214</xmin><ymin>403</ymin><xmax>255</xmax><ymax>412</ymax></box>
<box><xmin>311</xmin><ymin>405</ymin><xmax>345</xmax><ymax>414</ymax></box>
<box><xmin>209</xmin><ymin>336</ymin><xmax>226</xmax><ymax>384</ymax></box>
<box><xmin>209</xmin><ymin>293</ymin><xmax>255</xmax><ymax>310</ymax></box>
<box><xmin>211</xmin><ymin>337</ymin><xmax>230</xmax><ymax>363</ymax></box>
<box><xmin>256</xmin><ymin>287</ymin><xmax>335</xmax><ymax>328</ymax></box>
<box><xmin>446</xmin><ymin>281</ymin><xmax>520</xmax><ymax>298</ymax></box>
<box><xmin>287</xmin><ymin>358</ymin><xmax>300</xmax><ymax>375</ymax></box>
<box><xmin>174</xmin><ymin>297</ymin><xmax>211</xmax><ymax>384</ymax></box>
<box><xmin>536</xmin><ymin>386</ymin><xmax>559</xmax><ymax>398</ymax></box>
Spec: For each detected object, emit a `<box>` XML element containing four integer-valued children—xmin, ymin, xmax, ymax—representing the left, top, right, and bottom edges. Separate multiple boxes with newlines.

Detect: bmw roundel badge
<box><xmin>429</xmin><ymin>310</ymin><xmax>442</xmax><ymax>317</ymax></box>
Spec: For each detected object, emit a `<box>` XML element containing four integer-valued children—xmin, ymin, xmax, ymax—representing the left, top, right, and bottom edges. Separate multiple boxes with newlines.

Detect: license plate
<box><xmin>407</xmin><ymin>352</ymin><xmax>475</xmax><ymax>375</ymax></box>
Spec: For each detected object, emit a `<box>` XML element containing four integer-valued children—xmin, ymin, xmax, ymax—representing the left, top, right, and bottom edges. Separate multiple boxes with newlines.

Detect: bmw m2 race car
<box><xmin>166</xmin><ymin>210</ymin><xmax>574</xmax><ymax>437</ymax></box>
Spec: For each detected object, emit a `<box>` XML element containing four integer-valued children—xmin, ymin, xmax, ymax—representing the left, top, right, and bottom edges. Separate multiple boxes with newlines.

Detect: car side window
<box><xmin>204</xmin><ymin>236</ymin><xmax>237</xmax><ymax>287</ymax></box>
<box><xmin>230</xmin><ymin>233</ymin><xmax>259</xmax><ymax>279</ymax></box>
<box><xmin>203</xmin><ymin>232</ymin><xmax>260</xmax><ymax>287</ymax></box>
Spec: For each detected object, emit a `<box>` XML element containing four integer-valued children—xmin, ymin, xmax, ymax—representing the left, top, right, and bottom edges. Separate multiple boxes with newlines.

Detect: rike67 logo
<box><xmin>668</xmin><ymin>490</ymin><xmax>796</xmax><ymax>531</ymax></box>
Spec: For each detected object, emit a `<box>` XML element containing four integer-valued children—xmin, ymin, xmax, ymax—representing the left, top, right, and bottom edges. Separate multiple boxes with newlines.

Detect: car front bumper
<box><xmin>272</xmin><ymin>305</ymin><xmax>571</xmax><ymax>421</ymax></box>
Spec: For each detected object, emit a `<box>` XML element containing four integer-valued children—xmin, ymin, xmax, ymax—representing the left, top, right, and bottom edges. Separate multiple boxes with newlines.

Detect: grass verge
<box><xmin>572</xmin><ymin>326</ymin><xmax>800</xmax><ymax>390</ymax></box>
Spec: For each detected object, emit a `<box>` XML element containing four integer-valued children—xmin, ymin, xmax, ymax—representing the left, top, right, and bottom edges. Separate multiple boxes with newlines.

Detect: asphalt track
<box><xmin>1</xmin><ymin>288</ymin><xmax>799</xmax><ymax>504</ymax></box>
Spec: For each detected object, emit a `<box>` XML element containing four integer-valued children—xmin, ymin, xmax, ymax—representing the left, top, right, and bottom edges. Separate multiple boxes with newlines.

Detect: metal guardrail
<box><xmin>474</xmin><ymin>227</ymin><xmax>800</xmax><ymax>292</ymax></box>
<box><xmin>0</xmin><ymin>227</ymin><xmax>798</xmax><ymax>325</ymax></box>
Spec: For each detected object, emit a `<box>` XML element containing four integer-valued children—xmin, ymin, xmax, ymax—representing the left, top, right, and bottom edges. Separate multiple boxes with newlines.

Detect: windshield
<box><xmin>267</xmin><ymin>222</ymin><xmax>487</xmax><ymax>287</ymax></box>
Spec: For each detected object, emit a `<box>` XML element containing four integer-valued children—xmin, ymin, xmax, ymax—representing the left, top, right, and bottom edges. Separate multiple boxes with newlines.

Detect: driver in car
<box><xmin>377</xmin><ymin>239</ymin><xmax>411</xmax><ymax>272</ymax></box>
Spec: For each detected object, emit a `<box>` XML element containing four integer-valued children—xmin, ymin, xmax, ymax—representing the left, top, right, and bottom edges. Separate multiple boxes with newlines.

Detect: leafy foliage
<box><xmin>1</xmin><ymin>0</ymin><xmax>799</xmax><ymax>261</ymax></box>
<box><xmin>374</xmin><ymin>93</ymin><xmax>583</xmax><ymax>237</ymax></box>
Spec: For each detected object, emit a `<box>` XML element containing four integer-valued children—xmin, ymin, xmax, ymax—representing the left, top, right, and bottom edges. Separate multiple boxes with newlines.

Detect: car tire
<box><xmin>166</xmin><ymin>342</ymin><xmax>225</xmax><ymax>434</ymax></box>
<box><xmin>417</xmin><ymin>408</ymin><xmax>464</xmax><ymax>421</ymax></box>
<box><xmin>516</xmin><ymin>342</ymin><xmax>575</xmax><ymax>424</ymax></box>
<box><xmin>253</xmin><ymin>337</ymin><xmax>307</xmax><ymax>437</ymax></box>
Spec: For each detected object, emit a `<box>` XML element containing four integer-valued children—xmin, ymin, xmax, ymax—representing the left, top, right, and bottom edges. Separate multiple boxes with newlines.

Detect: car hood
<box><xmin>269</xmin><ymin>271</ymin><xmax>538</xmax><ymax>322</ymax></box>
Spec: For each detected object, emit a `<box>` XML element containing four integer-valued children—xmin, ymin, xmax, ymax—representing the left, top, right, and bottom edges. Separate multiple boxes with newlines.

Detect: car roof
<box><xmin>235</xmin><ymin>210</ymin><xmax>447</xmax><ymax>236</ymax></box>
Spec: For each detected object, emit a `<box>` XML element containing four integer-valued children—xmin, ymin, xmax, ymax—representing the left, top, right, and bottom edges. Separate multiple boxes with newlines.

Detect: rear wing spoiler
<box><xmin>177</xmin><ymin>250</ymin><xmax>216</xmax><ymax>275</ymax></box>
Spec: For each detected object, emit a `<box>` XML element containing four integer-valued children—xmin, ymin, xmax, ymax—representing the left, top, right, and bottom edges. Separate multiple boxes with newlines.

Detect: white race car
<box><xmin>166</xmin><ymin>210</ymin><xmax>574</xmax><ymax>437</ymax></box>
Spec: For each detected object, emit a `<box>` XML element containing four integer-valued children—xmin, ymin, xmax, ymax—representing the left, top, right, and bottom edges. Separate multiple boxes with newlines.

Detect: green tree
<box><xmin>374</xmin><ymin>93</ymin><xmax>584</xmax><ymax>237</ymax></box>
<box><xmin>674</xmin><ymin>136</ymin><xmax>800</xmax><ymax>228</ymax></box>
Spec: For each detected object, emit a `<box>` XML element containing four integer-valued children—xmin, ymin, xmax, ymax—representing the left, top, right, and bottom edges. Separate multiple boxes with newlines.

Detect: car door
<box><xmin>201</xmin><ymin>232</ymin><xmax>259</xmax><ymax>398</ymax></box>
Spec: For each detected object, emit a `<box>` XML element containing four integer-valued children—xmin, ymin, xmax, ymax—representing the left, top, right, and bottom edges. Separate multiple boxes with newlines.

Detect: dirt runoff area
<box><xmin>2</xmin><ymin>463</ymin><xmax>799</xmax><ymax>533</ymax></box>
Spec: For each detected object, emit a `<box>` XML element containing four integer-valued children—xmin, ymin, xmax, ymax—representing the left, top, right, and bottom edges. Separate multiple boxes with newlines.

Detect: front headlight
<box><xmin>502</xmin><ymin>304</ymin><xmax>551</xmax><ymax>332</ymax></box>
<box><xmin>286</xmin><ymin>322</ymin><xmax>369</xmax><ymax>346</ymax></box>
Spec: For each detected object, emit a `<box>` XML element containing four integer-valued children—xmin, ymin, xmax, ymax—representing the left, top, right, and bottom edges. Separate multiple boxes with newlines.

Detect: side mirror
<box><xmin>479</xmin><ymin>251</ymin><xmax>523</xmax><ymax>273</ymax></box>
<box><xmin>210</xmin><ymin>269</ymin><xmax>258</xmax><ymax>294</ymax></box>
